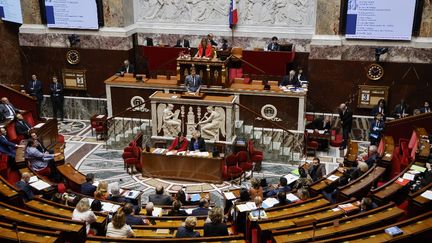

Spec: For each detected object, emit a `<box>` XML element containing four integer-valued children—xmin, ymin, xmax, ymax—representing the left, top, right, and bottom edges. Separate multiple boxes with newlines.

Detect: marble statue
<box><xmin>198</xmin><ymin>106</ymin><xmax>226</xmax><ymax>140</ymax></box>
<box><xmin>157</xmin><ymin>104</ymin><xmax>181</xmax><ymax>137</ymax></box>
<box><xmin>135</xmin><ymin>0</ymin><xmax>314</xmax><ymax>26</ymax></box>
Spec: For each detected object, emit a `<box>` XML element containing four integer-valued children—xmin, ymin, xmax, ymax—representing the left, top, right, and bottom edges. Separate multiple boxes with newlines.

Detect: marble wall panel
<box><xmin>420</xmin><ymin>0</ymin><xmax>432</xmax><ymax>37</ymax></box>
<box><xmin>41</xmin><ymin>96</ymin><xmax>107</xmax><ymax>120</ymax></box>
<box><xmin>0</xmin><ymin>20</ymin><xmax>23</xmax><ymax>84</ymax></box>
<box><xmin>103</xmin><ymin>0</ymin><xmax>134</xmax><ymax>27</ymax></box>
<box><xmin>309</xmin><ymin>45</ymin><xmax>432</xmax><ymax>64</ymax></box>
<box><xmin>21</xmin><ymin>0</ymin><xmax>42</xmax><ymax>24</ymax></box>
<box><xmin>315</xmin><ymin>0</ymin><xmax>340</xmax><ymax>35</ymax></box>
<box><xmin>19</xmin><ymin>33</ymin><xmax>133</xmax><ymax>50</ymax></box>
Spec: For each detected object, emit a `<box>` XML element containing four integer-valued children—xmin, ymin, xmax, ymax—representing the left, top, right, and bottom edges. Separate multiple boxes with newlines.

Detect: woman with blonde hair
<box><xmin>106</xmin><ymin>208</ymin><xmax>135</xmax><ymax>238</ymax></box>
<box><xmin>204</xmin><ymin>207</ymin><xmax>228</xmax><ymax>236</ymax></box>
<box><xmin>94</xmin><ymin>181</ymin><xmax>109</xmax><ymax>200</ymax></box>
<box><xmin>72</xmin><ymin>198</ymin><xmax>97</xmax><ymax>234</ymax></box>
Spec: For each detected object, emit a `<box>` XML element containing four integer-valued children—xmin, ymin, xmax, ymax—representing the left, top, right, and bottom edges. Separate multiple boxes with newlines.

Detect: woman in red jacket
<box><xmin>195</xmin><ymin>38</ymin><xmax>213</xmax><ymax>58</ymax></box>
<box><xmin>168</xmin><ymin>132</ymin><xmax>188</xmax><ymax>152</ymax></box>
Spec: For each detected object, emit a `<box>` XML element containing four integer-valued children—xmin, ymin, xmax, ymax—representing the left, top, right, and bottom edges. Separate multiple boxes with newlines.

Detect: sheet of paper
<box><xmin>236</xmin><ymin>204</ymin><xmax>250</xmax><ymax>212</ymax></box>
<box><xmin>286</xmin><ymin>193</ymin><xmax>300</xmax><ymax>202</ymax></box>
<box><xmin>420</xmin><ymin>190</ymin><xmax>432</xmax><ymax>200</ymax></box>
<box><xmin>96</xmin><ymin>115</ymin><xmax>105</xmax><ymax>119</ymax></box>
<box><xmin>411</xmin><ymin>164</ymin><xmax>426</xmax><ymax>172</ymax></box>
<box><xmin>246</xmin><ymin>202</ymin><xmax>257</xmax><ymax>210</ymax></box>
<box><xmin>284</xmin><ymin>174</ymin><xmax>299</xmax><ymax>185</ymax></box>
<box><xmin>327</xmin><ymin>175</ymin><xmax>340</xmax><ymax>181</ymax></box>
<box><xmin>34</xmin><ymin>123</ymin><xmax>45</xmax><ymax>128</ymax></box>
<box><xmin>156</xmin><ymin>229</ymin><xmax>170</xmax><ymax>234</ymax></box>
<box><xmin>185</xmin><ymin>208</ymin><xmax>194</xmax><ymax>215</ymax></box>
<box><xmin>165</xmin><ymin>151</ymin><xmax>176</xmax><ymax>156</ymax></box>
<box><xmin>29</xmin><ymin>176</ymin><xmax>38</xmax><ymax>184</ymax></box>
<box><xmin>291</xmin><ymin>169</ymin><xmax>300</xmax><ymax>176</ymax></box>
<box><xmin>224</xmin><ymin>192</ymin><xmax>236</xmax><ymax>200</ymax></box>
<box><xmin>190</xmin><ymin>194</ymin><xmax>201</xmax><ymax>202</ymax></box>
<box><xmin>30</xmin><ymin>180</ymin><xmax>51</xmax><ymax>190</ymax></box>
<box><xmin>262</xmin><ymin>197</ymin><xmax>279</xmax><ymax>209</ymax></box>
<box><xmin>402</xmin><ymin>173</ymin><xmax>415</xmax><ymax>181</ymax></box>
<box><xmin>152</xmin><ymin>207</ymin><xmax>162</xmax><ymax>217</ymax></box>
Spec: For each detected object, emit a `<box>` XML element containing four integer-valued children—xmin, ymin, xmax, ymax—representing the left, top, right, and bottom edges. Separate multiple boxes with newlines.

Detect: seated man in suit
<box><xmin>167</xmin><ymin>200</ymin><xmax>188</xmax><ymax>216</ymax></box>
<box><xmin>266</xmin><ymin>177</ymin><xmax>291</xmax><ymax>197</ymax></box>
<box><xmin>185</xmin><ymin>67</ymin><xmax>202</xmax><ymax>94</ymax></box>
<box><xmin>310</xmin><ymin>115</ymin><xmax>332</xmax><ymax>150</ymax></box>
<box><xmin>393</xmin><ymin>99</ymin><xmax>409</xmax><ymax>118</ymax></box>
<box><xmin>308</xmin><ymin>157</ymin><xmax>326</xmax><ymax>182</ymax></box>
<box><xmin>267</xmin><ymin>36</ymin><xmax>280</xmax><ymax>51</ymax></box>
<box><xmin>81</xmin><ymin>173</ymin><xmax>97</xmax><ymax>196</ymax></box>
<box><xmin>280</xmin><ymin>70</ymin><xmax>300</xmax><ymax>87</ymax></box>
<box><xmin>191</xmin><ymin>198</ymin><xmax>210</xmax><ymax>216</ymax></box>
<box><xmin>118</xmin><ymin>59</ymin><xmax>135</xmax><ymax>74</ymax></box>
<box><xmin>15</xmin><ymin>172</ymin><xmax>35</xmax><ymax>202</ymax></box>
<box><xmin>15</xmin><ymin>114</ymin><xmax>32</xmax><ymax>139</ymax></box>
<box><xmin>148</xmin><ymin>185</ymin><xmax>173</xmax><ymax>206</ymax></box>
<box><xmin>189</xmin><ymin>130</ymin><xmax>206</xmax><ymax>152</ymax></box>
<box><xmin>0</xmin><ymin>127</ymin><xmax>19</xmax><ymax>159</ymax></box>
<box><xmin>420</xmin><ymin>101</ymin><xmax>431</xmax><ymax>113</ymax></box>
<box><xmin>0</xmin><ymin>97</ymin><xmax>24</xmax><ymax>120</ymax></box>
<box><xmin>124</xmin><ymin>203</ymin><xmax>148</xmax><ymax>225</ymax></box>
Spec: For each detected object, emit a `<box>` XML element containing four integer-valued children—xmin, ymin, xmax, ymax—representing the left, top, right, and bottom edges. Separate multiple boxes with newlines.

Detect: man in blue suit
<box><xmin>15</xmin><ymin>172</ymin><xmax>35</xmax><ymax>202</ymax></box>
<box><xmin>80</xmin><ymin>173</ymin><xmax>97</xmax><ymax>196</ymax></box>
<box><xmin>185</xmin><ymin>67</ymin><xmax>202</xmax><ymax>94</ymax></box>
<box><xmin>124</xmin><ymin>203</ymin><xmax>148</xmax><ymax>225</ymax></box>
<box><xmin>420</xmin><ymin>101</ymin><xmax>431</xmax><ymax>114</ymax></box>
<box><xmin>0</xmin><ymin>127</ymin><xmax>18</xmax><ymax>158</ymax></box>
<box><xmin>191</xmin><ymin>198</ymin><xmax>210</xmax><ymax>216</ymax></box>
<box><xmin>27</xmin><ymin>74</ymin><xmax>44</xmax><ymax>116</ymax></box>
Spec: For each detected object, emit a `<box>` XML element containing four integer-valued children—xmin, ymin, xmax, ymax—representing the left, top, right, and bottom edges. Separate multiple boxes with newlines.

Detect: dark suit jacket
<box><xmin>185</xmin><ymin>74</ymin><xmax>202</xmax><ymax>92</ymax></box>
<box><xmin>312</xmin><ymin>117</ymin><xmax>331</xmax><ymax>130</ymax></box>
<box><xmin>189</xmin><ymin>137</ymin><xmax>206</xmax><ymax>152</ymax></box>
<box><xmin>191</xmin><ymin>207</ymin><xmax>209</xmax><ymax>216</ymax></box>
<box><xmin>175</xmin><ymin>226</ymin><xmax>200</xmax><ymax>238</ymax></box>
<box><xmin>16</xmin><ymin>180</ymin><xmax>34</xmax><ymax>201</ymax></box>
<box><xmin>50</xmin><ymin>83</ymin><xmax>64</xmax><ymax>99</ymax></box>
<box><xmin>393</xmin><ymin>104</ymin><xmax>409</xmax><ymax>117</ymax></box>
<box><xmin>118</xmin><ymin>64</ymin><xmax>135</xmax><ymax>74</ymax></box>
<box><xmin>80</xmin><ymin>182</ymin><xmax>97</xmax><ymax>196</ymax></box>
<box><xmin>297</xmin><ymin>74</ymin><xmax>307</xmax><ymax>82</ymax></box>
<box><xmin>280</xmin><ymin>75</ymin><xmax>300</xmax><ymax>87</ymax></box>
<box><xmin>125</xmin><ymin>214</ymin><xmax>145</xmax><ymax>225</ymax></box>
<box><xmin>0</xmin><ymin>135</ymin><xmax>16</xmax><ymax>157</ymax></box>
<box><xmin>203</xmin><ymin>222</ymin><xmax>229</xmax><ymax>237</ymax></box>
<box><xmin>27</xmin><ymin>80</ymin><xmax>43</xmax><ymax>101</ymax></box>
<box><xmin>109</xmin><ymin>195</ymin><xmax>127</xmax><ymax>203</ymax></box>
<box><xmin>167</xmin><ymin>209</ymin><xmax>188</xmax><ymax>216</ymax></box>
<box><xmin>420</xmin><ymin>107</ymin><xmax>431</xmax><ymax>113</ymax></box>
<box><xmin>0</xmin><ymin>103</ymin><xmax>19</xmax><ymax>118</ymax></box>
<box><xmin>371</xmin><ymin>105</ymin><xmax>386</xmax><ymax>117</ymax></box>
<box><xmin>148</xmin><ymin>193</ymin><xmax>173</xmax><ymax>206</ymax></box>
<box><xmin>339</xmin><ymin>108</ymin><xmax>353</xmax><ymax>130</ymax></box>
<box><xmin>15</xmin><ymin>120</ymin><xmax>32</xmax><ymax>137</ymax></box>
<box><xmin>308</xmin><ymin>164</ymin><xmax>326</xmax><ymax>182</ymax></box>
<box><xmin>267</xmin><ymin>43</ymin><xmax>280</xmax><ymax>51</ymax></box>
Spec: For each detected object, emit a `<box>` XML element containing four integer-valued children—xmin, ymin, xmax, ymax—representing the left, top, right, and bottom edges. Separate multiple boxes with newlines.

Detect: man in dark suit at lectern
<box><xmin>185</xmin><ymin>67</ymin><xmax>202</xmax><ymax>94</ymax></box>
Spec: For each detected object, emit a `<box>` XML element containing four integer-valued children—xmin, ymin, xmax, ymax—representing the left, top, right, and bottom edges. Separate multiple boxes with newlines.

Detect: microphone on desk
<box><xmin>312</xmin><ymin>221</ymin><xmax>317</xmax><ymax>242</ymax></box>
<box><xmin>13</xmin><ymin>222</ymin><xmax>21</xmax><ymax>243</ymax></box>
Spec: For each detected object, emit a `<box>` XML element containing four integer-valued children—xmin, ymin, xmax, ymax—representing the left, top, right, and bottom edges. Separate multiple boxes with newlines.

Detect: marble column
<box><xmin>103</xmin><ymin>0</ymin><xmax>134</xmax><ymax>27</ymax></box>
<box><xmin>420</xmin><ymin>0</ymin><xmax>432</xmax><ymax>37</ymax></box>
<box><xmin>21</xmin><ymin>0</ymin><xmax>42</xmax><ymax>24</ymax></box>
<box><xmin>315</xmin><ymin>0</ymin><xmax>341</xmax><ymax>35</ymax></box>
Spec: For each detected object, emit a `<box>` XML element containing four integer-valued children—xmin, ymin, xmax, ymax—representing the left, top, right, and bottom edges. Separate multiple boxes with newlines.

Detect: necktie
<box><xmin>193</xmin><ymin>76</ymin><xmax>195</xmax><ymax>87</ymax></box>
<box><xmin>6</xmin><ymin>104</ymin><xmax>15</xmax><ymax>116</ymax></box>
<box><xmin>54</xmin><ymin>83</ymin><xmax>57</xmax><ymax>92</ymax></box>
<box><xmin>22</xmin><ymin>121</ymin><xmax>30</xmax><ymax>130</ymax></box>
<box><xmin>32</xmin><ymin>81</ymin><xmax>35</xmax><ymax>89</ymax></box>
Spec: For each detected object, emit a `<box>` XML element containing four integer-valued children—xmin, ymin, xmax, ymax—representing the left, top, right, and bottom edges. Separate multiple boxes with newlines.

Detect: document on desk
<box><xmin>327</xmin><ymin>175</ymin><xmax>340</xmax><ymax>181</ymax></box>
<box><xmin>402</xmin><ymin>173</ymin><xmax>415</xmax><ymax>181</ymax></box>
<box><xmin>262</xmin><ymin>197</ymin><xmax>279</xmax><ymax>209</ymax></box>
<box><xmin>153</xmin><ymin>148</ymin><xmax>166</xmax><ymax>154</ymax></box>
<box><xmin>165</xmin><ymin>151</ymin><xmax>177</xmax><ymax>156</ymax></box>
<box><xmin>286</xmin><ymin>193</ymin><xmax>300</xmax><ymax>202</ymax></box>
<box><xmin>284</xmin><ymin>174</ymin><xmax>299</xmax><ymax>185</ymax></box>
<box><xmin>29</xmin><ymin>176</ymin><xmax>38</xmax><ymax>184</ymax></box>
<box><xmin>224</xmin><ymin>192</ymin><xmax>236</xmax><ymax>200</ymax></box>
<box><xmin>411</xmin><ymin>165</ymin><xmax>426</xmax><ymax>172</ymax></box>
<box><xmin>30</xmin><ymin>180</ymin><xmax>51</xmax><ymax>190</ymax></box>
<box><xmin>34</xmin><ymin>123</ymin><xmax>45</xmax><ymax>128</ymax></box>
<box><xmin>420</xmin><ymin>190</ymin><xmax>432</xmax><ymax>200</ymax></box>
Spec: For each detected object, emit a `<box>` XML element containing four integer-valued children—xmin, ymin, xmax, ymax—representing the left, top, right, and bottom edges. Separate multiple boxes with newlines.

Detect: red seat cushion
<box><xmin>227</xmin><ymin>166</ymin><xmax>243</xmax><ymax>178</ymax></box>
<box><xmin>125</xmin><ymin>158</ymin><xmax>138</xmax><ymax>165</ymax></box>
<box><xmin>225</xmin><ymin>154</ymin><xmax>238</xmax><ymax>167</ymax></box>
<box><xmin>37</xmin><ymin>167</ymin><xmax>51</xmax><ymax>176</ymax></box>
<box><xmin>122</xmin><ymin>152</ymin><xmax>134</xmax><ymax>159</ymax></box>
<box><xmin>251</xmin><ymin>154</ymin><xmax>263</xmax><ymax>162</ymax></box>
<box><xmin>22</xmin><ymin>113</ymin><xmax>36</xmax><ymax>127</ymax></box>
<box><xmin>239</xmin><ymin>162</ymin><xmax>253</xmax><ymax>171</ymax></box>
<box><xmin>237</xmin><ymin>151</ymin><xmax>249</xmax><ymax>163</ymax></box>
<box><xmin>124</xmin><ymin>146</ymin><xmax>134</xmax><ymax>153</ymax></box>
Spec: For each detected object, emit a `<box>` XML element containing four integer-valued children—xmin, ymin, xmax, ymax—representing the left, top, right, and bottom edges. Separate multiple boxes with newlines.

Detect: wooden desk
<box><xmin>177</xmin><ymin>58</ymin><xmax>228</xmax><ymax>87</ymax></box>
<box><xmin>265</xmin><ymin>196</ymin><xmax>330</xmax><ymax>219</ymax></box>
<box><xmin>32</xmin><ymin>119</ymin><xmax>60</xmax><ymax>151</ymax></box>
<box><xmin>141</xmin><ymin>149</ymin><xmax>223</xmax><ymax>183</ymax></box>
<box><xmin>318</xmin><ymin>210</ymin><xmax>432</xmax><ymax>242</ymax></box>
<box><xmin>0</xmin><ymin>175</ymin><xmax>20</xmax><ymax>205</ymax></box>
<box><xmin>0</xmin><ymin>201</ymin><xmax>85</xmax><ymax>242</ymax></box>
<box><xmin>409</xmin><ymin>127</ymin><xmax>430</xmax><ymax>160</ymax></box>
<box><xmin>310</xmin><ymin>167</ymin><xmax>343</xmax><ymax>195</ymax></box>
<box><xmin>0</xmin><ymin>222</ymin><xmax>60</xmax><ymax>243</ymax></box>
<box><xmin>410</xmin><ymin>181</ymin><xmax>432</xmax><ymax>211</ymax></box>
<box><xmin>87</xmin><ymin>234</ymin><xmax>245</xmax><ymax>242</ymax></box>
<box><xmin>345</xmin><ymin>142</ymin><xmax>359</xmax><ymax>163</ymax></box>
<box><xmin>339</xmin><ymin>165</ymin><xmax>386</xmax><ymax>201</ymax></box>
<box><xmin>372</xmin><ymin>161</ymin><xmax>415</xmax><ymax>204</ymax></box>
<box><xmin>377</xmin><ymin>136</ymin><xmax>394</xmax><ymax>163</ymax></box>
<box><xmin>272</xmin><ymin>205</ymin><xmax>404</xmax><ymax>242</ymax></box>
<box><xmin>57</xmin><ymin>163</ymin><xmax>86</xmax><ymax>192</ymax></box>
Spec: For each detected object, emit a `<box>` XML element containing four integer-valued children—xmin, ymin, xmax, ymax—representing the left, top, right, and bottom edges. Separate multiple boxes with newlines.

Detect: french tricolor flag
<box><xmin>229</xmin><ymin>0</ymin><xmax>238</xmax><ymax>29</ymax></box>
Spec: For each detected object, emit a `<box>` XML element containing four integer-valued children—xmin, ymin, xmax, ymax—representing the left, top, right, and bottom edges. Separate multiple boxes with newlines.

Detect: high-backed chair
<box><xmin>225</xmin><ymin>154</ymin><xmax>242</xmax><ymax>184</ymax></box>
<box><xmin>247</xmin><ymin>140</ymin><xmax>263</xmax><ymax>172</ymax></box>
<box><xmin>237</xmin><ymin>151</ymin><xmax>253</xmax><ymax>181</ymax></box>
